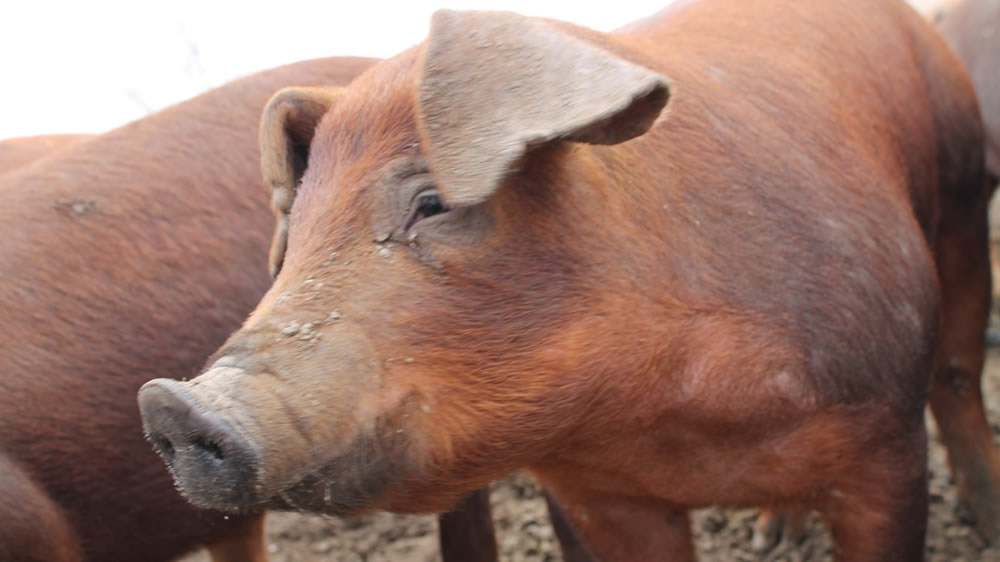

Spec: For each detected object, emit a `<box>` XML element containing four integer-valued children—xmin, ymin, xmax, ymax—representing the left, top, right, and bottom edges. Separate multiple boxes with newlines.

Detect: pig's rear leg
<box><xmin>929</xmin><ymin>181</ymin><xmax>1000</xmax><ymax>543</ymax></box>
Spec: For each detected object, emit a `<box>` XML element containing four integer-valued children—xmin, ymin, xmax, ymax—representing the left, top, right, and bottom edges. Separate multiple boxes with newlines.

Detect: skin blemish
<box><xmin>213</xmin><ymin>356</ymin><xmax>240</xmax><ymax>368</ymax></box>
<box><xmin>295</xmin><ymin>323</ymin><xmax>323</xmax><ymax>343</ymax></box>
<box><xmin>770</xmin><ymin>369</ymin><xmax>806</xmax><ymax>403</ymax></box>
<box><xmin>51</xmin><ymin>198</ymin><xmax>99</xmax><ymax>217</ymax></box>
<box><xmin>280</xmin><ymin>321</ymin><xmax>301</xmax><ymax>337</ymax></box>
<box><xmin>377</xmin><ymin>247</ymin><xmax>393</xmax><ymax>259</ymax></box>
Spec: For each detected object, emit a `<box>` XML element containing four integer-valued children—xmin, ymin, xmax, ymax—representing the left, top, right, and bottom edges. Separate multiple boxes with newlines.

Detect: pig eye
<box><xmin>404</xmin><ymin>189</ymin><xmax>449</xmax><ymax>231</ymax></box>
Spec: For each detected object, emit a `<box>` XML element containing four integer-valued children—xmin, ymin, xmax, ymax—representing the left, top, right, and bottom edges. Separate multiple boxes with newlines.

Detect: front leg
<box><xmin>437</xmin><ymin>488</ymin><xmax>498</xmax><ymax>562</ymax></box>
<box><xmin>205</xmin><ymin>514</ymin><xmax>267</xmax><ymax>562</ymax></box>
<box><xmin>543</xmin><ymin>486</ymin><xmax>695</xmax><ymax>562</ymax></box>
<box><xmin>542</xmin><ymin>490</ymin><xmax>598</xmax><ymax>562</ymax></box>
<box><xmin>820</xmin><ymin>425</ymin><xmax>929</xmax><ymax>562</ymax></box>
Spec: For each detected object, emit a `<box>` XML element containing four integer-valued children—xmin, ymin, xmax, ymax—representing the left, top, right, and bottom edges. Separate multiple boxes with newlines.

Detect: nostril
<box><xmin>137</xmin><ymin>378</ymin><xmax>263</xmax><ymax>510</ymax></box>
<box><xmin>150</xmin><ymin>433</ymin><xmax>176</xmax><ymax>462</ymax></box>
<box><xmin>192</xmin><ymin>436</ymin><xmax>226</xmax><ymax>463</ymax></box>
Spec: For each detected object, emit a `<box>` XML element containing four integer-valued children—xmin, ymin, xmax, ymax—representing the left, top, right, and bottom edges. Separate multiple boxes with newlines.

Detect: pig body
<box><xmin>140</xmin><ymin>1</ymin><xmax>997</xmax><ymax>560</ymax></box>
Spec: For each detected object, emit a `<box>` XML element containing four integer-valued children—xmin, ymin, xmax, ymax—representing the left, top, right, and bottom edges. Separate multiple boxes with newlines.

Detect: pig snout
<box><xmin>136</xmin><ymin>327</ymin><xmax>390</xmax><ymax>514</ymax></box>
<box><xmin>138</xmin><ymin>377</ymin><xmax>262</xmax><ymax>510</ymax></box>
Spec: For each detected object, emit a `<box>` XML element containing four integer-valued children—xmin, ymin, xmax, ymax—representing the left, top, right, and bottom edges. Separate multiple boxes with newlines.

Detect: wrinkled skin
<box><xmin>140</xmin><ymin>0</ymin><xmax>995</xmax><ymax>560</ymax></box>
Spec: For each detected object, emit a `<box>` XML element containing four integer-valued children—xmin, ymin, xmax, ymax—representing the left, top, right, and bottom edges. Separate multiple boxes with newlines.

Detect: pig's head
<box><xmin>138</xmin><ymin>9</ymin><xmax>671</xmax><ymax>516</ymax></box>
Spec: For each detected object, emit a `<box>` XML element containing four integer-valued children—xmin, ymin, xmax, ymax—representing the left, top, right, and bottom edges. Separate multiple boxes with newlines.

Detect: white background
<box><xmin>0</xmin><ymin>0</ymin><xmax>941</xmax><ymax>139</ymax></box>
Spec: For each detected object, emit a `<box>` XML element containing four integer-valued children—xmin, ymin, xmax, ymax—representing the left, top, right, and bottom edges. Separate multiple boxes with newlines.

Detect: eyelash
<box><xmin>404</xmin><ymin>189</ymin><xmax>449</xmax><ymax>231</ymax></box>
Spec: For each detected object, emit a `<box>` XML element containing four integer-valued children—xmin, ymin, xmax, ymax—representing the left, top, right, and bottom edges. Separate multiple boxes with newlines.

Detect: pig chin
<box><xmin>260</xmin><ymin>426</ymin><xmax>415</xmax><ymax>516</ymax></box>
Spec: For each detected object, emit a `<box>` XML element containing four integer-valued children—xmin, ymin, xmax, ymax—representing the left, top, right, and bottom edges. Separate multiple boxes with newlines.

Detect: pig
<box><xmin>138</xmin><ymin>0</ymin><xmax>995</xmax><ymax>560</ymax></box>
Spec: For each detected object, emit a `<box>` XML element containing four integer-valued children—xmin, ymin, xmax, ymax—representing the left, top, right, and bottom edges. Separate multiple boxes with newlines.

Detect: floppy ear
<box><xmin>416</xmin><ymin>9</ymin><xmax>671</xmax><ymax>208</ymax></box>
<box><xmin>259</xmin><ymin>86</ymin><xmax>342</xmax><ymax>277</ymax></box>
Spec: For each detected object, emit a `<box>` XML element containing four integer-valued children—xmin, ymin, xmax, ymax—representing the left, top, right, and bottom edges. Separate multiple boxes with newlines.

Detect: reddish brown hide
<box><xmin>137</xmin><ymin>0</ymin><xmax>993</xmax><ymax>560</ymax></box>
<box><xmin>0</xmin><ymin>58</ymin><xmax>384</xmax><ymax>562</ymax></box>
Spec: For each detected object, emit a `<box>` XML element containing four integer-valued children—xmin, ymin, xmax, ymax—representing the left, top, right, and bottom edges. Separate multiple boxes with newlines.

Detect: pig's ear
<box><xmin>416</xmin><ymin>9</ymin><xmax>671</xmax><ymax>207</ymax></box>
<box><xmin>259</xmin><ymin>86</ymin><xmax>342</xmax><ymax>277</ymax></box>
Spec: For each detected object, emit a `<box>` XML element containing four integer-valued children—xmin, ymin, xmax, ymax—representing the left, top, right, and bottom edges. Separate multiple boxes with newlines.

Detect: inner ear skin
<box><xmin>283</xmin><ymin>100</ymin><xmax>330</xmax><ymax>185</ymax></box>
<box><xmin>261</xmin><ymin>87</ymin><xmax>344</xmax><ymax>277</ymax></box>
<box><xmin>288</xmin><ymin>133</ymin><xmax>311</xmax><ymax>188</ymax></box>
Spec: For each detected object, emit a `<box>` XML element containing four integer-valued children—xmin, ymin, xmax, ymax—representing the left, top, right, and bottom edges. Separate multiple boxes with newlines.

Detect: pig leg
<box><xmin>0</xmin><ymin>453</ymin><xmax>82</xmax><ymax>562</ymax></box>
<box><xmin>988</xmin><ymin>237</ymin><xmax>1000</xmax><ymax>346</ymax></box>
<box><xmin>929</xmin><ymin>187</ymin><xmax>1000</xmax><ymax>543</ymax></box>
<box><xmin>205</xmin><ymin>513</ymin><xmax>268</xmax><ymax>562</ymax></box>
<box><xmin>542</xmin><ymin>487</ymin><xmax>694</xmax><ymax>562</ymax></box>
<box><xmin>437</xmin><ymin>487</ymin><xmax>499</xmax><ymax>562</ymax></box>
<box><xmin>988</xmin><ymin>188</ymin><xmax>1000</xmax><ymax>346</ymax></box>
<box><xmin>542</xmin><ymin>490</ymin><xmax>598</xmax><ymax>562</ymax></box>
<box><xmin>750</xmin><ymin>508</ymin><xmax>809</xmax><ymax>553</ymax></box>
<box><xmin>821</xmin><ymin>427</ymin><xmax>929</xmax><ymax>562</ymax></box>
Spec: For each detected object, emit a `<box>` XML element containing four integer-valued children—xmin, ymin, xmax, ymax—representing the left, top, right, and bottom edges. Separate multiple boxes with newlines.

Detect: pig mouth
<box><xmin>253</xmin><ymin>390</ymin><xmax>425</xmax><ymax>516</ymax></box>
<box><xmin>259</xmin><ymin>428</ymin><xmax>413</xmax><ymax>516</ymax></box>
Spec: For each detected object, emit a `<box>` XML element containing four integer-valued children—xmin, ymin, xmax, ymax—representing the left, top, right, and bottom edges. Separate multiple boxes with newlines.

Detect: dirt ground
<box><xmin>179</xmin><ymin>343</ymin><xmax>1000</xmax><ymax>562</ymax></box>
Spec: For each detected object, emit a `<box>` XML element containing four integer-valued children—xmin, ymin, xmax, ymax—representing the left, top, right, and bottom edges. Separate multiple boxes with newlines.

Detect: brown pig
<box><xmin>138</xmin><ymin>0</ymin><xmax>996</xmax><ymax>560</ymax></box>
